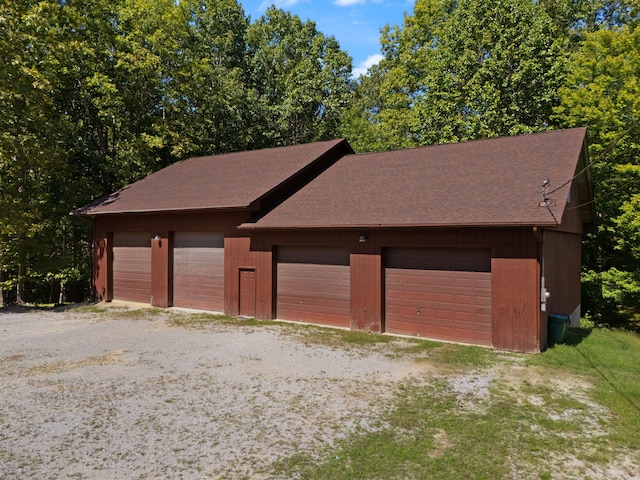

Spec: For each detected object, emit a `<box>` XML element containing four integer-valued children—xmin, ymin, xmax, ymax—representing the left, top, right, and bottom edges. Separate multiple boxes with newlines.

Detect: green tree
<box><xmin>342</xmin><ymin>0</ymin><xmax>576</xmax><ymax>150</ymax></box>
<box><xmin>0</xmin><ymin>0</ymin><xmax>85</xmax><ymax>304</ymax></box>
<box><xmin>57</xmin><ymin>0</ymin><xmax>172</xmax><ymax>193</ymax></box>
<box><xmin>1</xmin><ymin>0</ymin><xmax>358</xmax><ymax>304</ymax></box>
<box><xmin>159</xmin><ymin>0</ymin><xmax>256</xmax><ymax>157</ymax></box>
<box><xmin>556</xmin><ymin>25</ymin><xmax>640</xmax><ymax>321</ymax></box>
<box><xmin>247</xmin><ymin>6</ymin><xmax>353</xmax><ymax>146</ymax></box>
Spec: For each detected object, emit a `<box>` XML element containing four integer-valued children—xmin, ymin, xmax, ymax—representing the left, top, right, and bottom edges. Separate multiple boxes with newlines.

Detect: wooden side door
<box><xmin>239</xmin><ymin>269</ymin><xmax>256</xmax><ymax>317</ymax></box>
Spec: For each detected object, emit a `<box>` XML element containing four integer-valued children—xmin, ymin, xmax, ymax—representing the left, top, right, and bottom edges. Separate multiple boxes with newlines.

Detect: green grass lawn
<box><xmin>270</xmin><ymin>326</ymin><xmax>640</xmax><ymax>479</ymax></box>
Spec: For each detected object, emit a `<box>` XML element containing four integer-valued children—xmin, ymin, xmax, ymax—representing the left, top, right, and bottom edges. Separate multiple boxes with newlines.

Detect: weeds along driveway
<box><xmin>0</xmin><ymin>306</ymin><xmax>424</xmax><ymax>479</ymax></box>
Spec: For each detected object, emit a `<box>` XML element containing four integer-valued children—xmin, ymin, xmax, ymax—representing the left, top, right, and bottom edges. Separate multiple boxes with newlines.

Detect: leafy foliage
<box><xmin>341</xmin><ymin>0</ymin><xmax>578</xmax><ymax>150</ymax></box>
<box><xmin>247</xmin><ymin>7</ymin><xmax>353</xmax><ymax>146</ymax></box>
<box><xmin>0</xmin><ymin>0</ymin><xmax>352</xmax><ymax>304</ymax></box>
<box><xmin>555</xmin><ymin>25</ymin><xmax>640</xmax><ymax>322</ymax></box>
<box><xmin>0</xmin><ymin>0</ymin><xmax>89</xmax><ymax>304</ymax></box>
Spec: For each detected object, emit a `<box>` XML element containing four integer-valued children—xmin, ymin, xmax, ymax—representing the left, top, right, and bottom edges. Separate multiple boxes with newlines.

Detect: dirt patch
<box><xmin>428</xmin><ymin>428</ymin><xmax>452</xmax><ymax>459</ymax></box>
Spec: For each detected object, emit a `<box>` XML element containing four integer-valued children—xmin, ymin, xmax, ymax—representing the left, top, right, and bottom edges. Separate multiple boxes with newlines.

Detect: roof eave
<box><xmin>238</xmin><ymin>221</ymin><xmax>561</xmax><ymax>231</ymax></box>
<box><xmin>577</xmin><ymin>135</ymin><xmax>597</xmax><ymax>230</ymax></box>
<box><xmin>71</xmin><ymin>205</ymin><xmax>250</xmax><ymax>217</ymax></box>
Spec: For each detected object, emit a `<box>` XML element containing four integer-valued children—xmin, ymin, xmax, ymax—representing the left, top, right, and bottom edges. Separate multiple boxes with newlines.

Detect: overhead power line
<box><xmin>546</xmin><ymin>118</ymin><xmax>640</xmax><ymax>196</ymax></box>
<box><xmin>565</xmin><ymin>176</ymin><xmax>640</xmax><ymax>211</ymax></box>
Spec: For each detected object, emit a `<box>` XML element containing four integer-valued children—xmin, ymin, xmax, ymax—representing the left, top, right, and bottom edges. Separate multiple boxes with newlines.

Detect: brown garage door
<box><xmin>277</xmin><ymin>246</ymin><xmax>351</xmax><ymax>327</ymax></box>
<box><xmin>113</xmin><ymin>232</ymin><xmax>151</xmax><ymax>304</ymax></box>
<box><xmin>173</xmin><ymin>232</ymin><xmax>224</xmax><ymax>311</ymax></box>
<box><xmin>385</xmin><ymin>248</ymin><xmax>491</xmax><ymax>345</ymax></box>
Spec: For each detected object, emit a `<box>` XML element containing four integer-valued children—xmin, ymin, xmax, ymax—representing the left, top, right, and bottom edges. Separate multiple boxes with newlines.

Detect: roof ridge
<box><xmin>183</xmin><ymin>138</ymin><xmax>348</xmax><ymax>162</ymax></box>
<box><xmin>348</xmin><ymin>127</ymin><xmax>587</xmax><ymax>157</ymax></box>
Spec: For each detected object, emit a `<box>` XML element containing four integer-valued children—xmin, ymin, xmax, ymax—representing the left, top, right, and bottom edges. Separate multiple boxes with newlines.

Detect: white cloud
<box><xmin>334</xmin><ymin>0</ymin><xmax>366</xmax><ymax>6</ymax></box>
<box><xmin>352</xmin><ymin>53</ymin><xmax>384</xmax><ymax>78</ymax></box>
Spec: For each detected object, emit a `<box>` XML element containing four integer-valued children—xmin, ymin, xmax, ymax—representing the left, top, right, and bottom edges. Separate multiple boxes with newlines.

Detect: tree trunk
<box><xmin>16</xmin><ymin>261</ymin><xmax>26</xmax><ymax>305</ymax></box>
<box><xmin>0</xmin><ymin>253</ymin><xmax>4</xmax><ymax>308</ymax></box>
<box><xmin>58</xmin><ymin>280</ymin><xmax>66</xmax><ymax>305</ymax></box>
<box><xmin>16</xmin><ymin>233</ymin><xmax>26</xmax><ymax>305</ymax></box>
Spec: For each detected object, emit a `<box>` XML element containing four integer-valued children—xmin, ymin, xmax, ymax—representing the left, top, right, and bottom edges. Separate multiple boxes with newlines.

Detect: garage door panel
<box><xmin>277</xmin><ymin>301</ymin><xmax>350</xmax><ymax>323</ymax></box>
<box><xmin>279</xmin><ymin>297</ymin><xmax>350</xmax><ymax>312</ymax></box>
<box><xmin>278</xmin><ymin>282</ymin><xmax>349</xmax><ymax>301</ymax></box>
<box><xmin>436</xmin><ymin>292</ymin><xmax>455</xmax><ymax>303</ymax></box>
<box><xmin>172</xmin><ymin>268</ymin><xmax>224</xmax><ymax>284</ymax></box>
<box><xmin>455</xmin><ymin>277</ymin><xmax>475</xmax><ymax>289</ymax></box>
<box><xmin>173</xmin><ymin>232</ymin><xmax>224</xmax><ymax>311</ymax></box>
<box><xmin>385</xmin><ymin>248</ymin><xmax>492</xmax><ymax>345</ymax></box>
<box><xmin>278</xmin><ymin>246</ymin><xmax>349</xmax><ymax>265</ymax></box>
<box><xmin>280</xmin><ymin>280</ymin><xmax>344</xmax><ymax>300</ymax></box>
<box><xmin>277</xmin><ymin>247</ymin><xmax>350</xmax><ymax>328</ymax></box>
<box><xmin>113</xmin><ymin>232</ymin><xmax>151</xmax><ymax>304</ymax></box>
<box><xmin>174</xmin><ymin>232</ymin><xmax>224</xmax><ymax>248</ymax></box>
<box><xmin>174</xmin><ymin>252</ymin><xmax>224</xmax><ymax>274</ymax></box>
<box><xmin>395</xmin><ymin>317</ymin><xmax>491</xmax><ymax>340</ymax></box>
<box><xmin>455</xmin><ymin>293</ymin><xmax>476</xmax><ymax>305</ymax></box>
<box><xmin>174</xmin><ymin>283</ymin><xmax>222</xmax><ymax>298</ymax></box>
<box><xmin>386</xmin><ymin>247</ymin><xmax>491</xmax><ymax>272</ymax></box>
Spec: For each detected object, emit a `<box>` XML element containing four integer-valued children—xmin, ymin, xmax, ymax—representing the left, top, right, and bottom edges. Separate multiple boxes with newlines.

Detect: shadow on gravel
<box><xmin>0</xmin><ymin>303</ymin><xmax>90</xmax><ymax>315</ymax></box>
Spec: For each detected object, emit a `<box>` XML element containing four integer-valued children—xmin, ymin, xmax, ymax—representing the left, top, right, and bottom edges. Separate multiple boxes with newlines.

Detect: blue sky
<box><xmin>240</xmin><ymin>0</ymin><xmax>414</xmax><ymax>77</ymax></box>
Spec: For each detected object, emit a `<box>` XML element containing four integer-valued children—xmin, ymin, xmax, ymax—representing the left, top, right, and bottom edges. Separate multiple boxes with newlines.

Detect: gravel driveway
<box><xmin>0</xmin><ymin>305</ymin><xmax>423</xmax><ymax>479</ymax></box>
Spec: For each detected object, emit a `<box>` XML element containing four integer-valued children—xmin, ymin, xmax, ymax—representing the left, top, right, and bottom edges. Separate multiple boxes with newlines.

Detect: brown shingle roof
<box><xmin>73</xmin><ymin>139</ymin><xmax>352</xmax><ymax>215</ymax></box>
<box><xmin>242</xmin><ymin>128</ymin><xmax>590</xmax><ymax>229</ymax></box>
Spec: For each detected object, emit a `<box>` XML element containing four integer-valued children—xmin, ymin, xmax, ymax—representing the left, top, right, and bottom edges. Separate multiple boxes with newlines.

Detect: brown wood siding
<box><xmin>93</xmin><ymin>217</ymin><xmax>550</xmax><ymax>352</ymax></box>
<box><xmin>224</xmin><ymin>236</ymin><xmax>273</xmax><ymax>319</ymax></box>
<box><xmin>173</xmin><ymin>232</ymin><xmax>224</xmax><ymax>311</ymax></box>
<box><xmin>491</xmin><ymin>229</ymin><xmax>541</xmax><ymax>352</ymax></box>
<box><xmin>151</xmin><ymin>233</ymin><xmax>172</xmax><ymax>307</ymax></box>
<box><xmin>252</xmin><ymin>228</ymin><xmax>542</xmax><ymax>352</ymax></box>
<box><xmin>385</xmin><ymin>248</ymin><xmax>492</xmax><ymax>344</ymax></box>
<box><xmin>93</xmin><ymin>211</ymin><xmax>250</xmax><ymax>309</ymax></box>
<box><xmin>276</xmin><ymin>246</ymin><xmax>351</xmax><ymax>327</ymax></box>
<box><xmin>557</xmin><ymin>180</ymin><xmax>584</xmax><ymax>234</ymax></box>
<box><xmin>92</xmin><ymin>231</ymin><xmax>112</xmax><ymax>302</ymax></box>
<box><xmin>491</xmin><ymin>257</ymin><xmax>540</xmax><ymax>351</ymax></box>
<box><xmin>543</xmin><ymin>230</ymin><xmax>582</xmax><ymax>320</ymax></box>
<box><xmin>112</xmin><ymin>232</ymin><xmax>152</xmax><ymax>303</ymax></box>
<box><xmin>93</xmin><ymin>211</ymin><xmax>249</xmax><ymax>235</ymax></box>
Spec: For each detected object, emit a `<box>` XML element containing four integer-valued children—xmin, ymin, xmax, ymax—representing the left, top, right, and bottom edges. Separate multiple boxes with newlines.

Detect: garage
<box><xmin>276</xmin><ymin>246</ymin><xmax>351</xmax><ymax>327</ymax></box>
<box><xmin>385</xmin><ymin>247</ymin><xmax>492</xmax><ymax>345</ymax></box>
<box><xmin>80</xmin><ymin>129</ymin><xmax>594</xmax><ymax>352</ymax></box>
<box><xmin>112</xmin><ymin>232</ymin><xmax>152</xmax><ymax>303</ymax></box>
<box><xmin>173</xmin><ymin>232</ymin><xmax>225</xmax><ymax>311</ymax></box>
